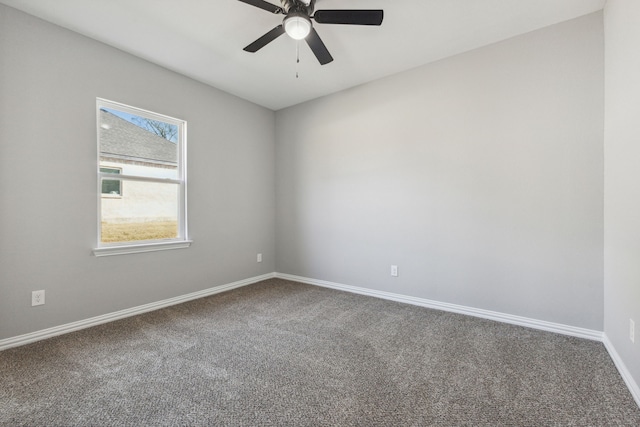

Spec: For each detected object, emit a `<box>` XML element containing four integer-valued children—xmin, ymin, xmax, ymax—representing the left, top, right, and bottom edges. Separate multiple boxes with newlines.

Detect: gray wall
<box><xmin>0</xmin><ymin>4</ymin><xmax>610</xmax><ymax>346</ymax></box>
<box><xmin>276</xmin><ymin>13</ymin><xmax>604</xmax><ymax>330</ymax></box>
<box><xmin>604</xmin><ymin>0</ymin><xmax>640</xmax><ymax>391</ymax></box>
<box><xmin>0</xmin><ymin>5</ymin><xmax>276</xmax><ymax>340</ymax></box>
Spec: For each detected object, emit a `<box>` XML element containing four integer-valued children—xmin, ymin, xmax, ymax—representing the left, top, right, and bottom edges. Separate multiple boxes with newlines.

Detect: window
<box><xmin>100</xmin><ymin>167</ymin><xmax>122</xmax><ymax>196</ymax></box>
<box><xmin>93</xmin><ymin>98</ymin><xmax>190</xmax><ymax>256</ymax></box>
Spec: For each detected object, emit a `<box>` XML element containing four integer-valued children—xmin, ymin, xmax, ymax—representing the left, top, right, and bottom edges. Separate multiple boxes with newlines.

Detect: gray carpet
<box><xmin>1</xmin><ymin>278</ymin><xmax>639</xmax><ymax>426</ymax></box>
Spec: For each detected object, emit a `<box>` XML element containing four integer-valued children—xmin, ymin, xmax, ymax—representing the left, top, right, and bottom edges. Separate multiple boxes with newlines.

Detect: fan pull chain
<box><xmin>296</xmin><ymin>41</ymin><xmax>300</xmax><ymax>79</ymax></box>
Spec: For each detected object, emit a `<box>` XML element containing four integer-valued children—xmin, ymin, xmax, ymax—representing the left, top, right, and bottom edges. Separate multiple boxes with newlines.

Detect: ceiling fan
<box><xmin>238</xmin><ymin>0</ymin><xmax>384</xmax><ymax>65</ymax></box>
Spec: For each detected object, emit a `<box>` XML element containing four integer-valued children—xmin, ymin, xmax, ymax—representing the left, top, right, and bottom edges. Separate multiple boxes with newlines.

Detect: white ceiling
<box><xmin>1</xmin><ymin>0</ymin><xmax>605</xmax><ymax>110</ymax></box>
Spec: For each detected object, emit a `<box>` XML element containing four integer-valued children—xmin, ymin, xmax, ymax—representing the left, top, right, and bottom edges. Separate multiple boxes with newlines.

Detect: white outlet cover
<box><xmin>631</xmin><ymin>319</ymin><xmax>635</xmax><ymax>344</ymax></box>
<box><xmin>32</xmin><ymin>290</ymin><xmax>45</xmax><ymax>306</ymax></box>
<box><xmin>391</xmin><ymin>265</ymin><xmax>398</xmax><ymax>277</ymax></box>
<box><xmin>257</xmin><ymin>253</ymin><xmax>262</xmax><ymax>263</ymax></box>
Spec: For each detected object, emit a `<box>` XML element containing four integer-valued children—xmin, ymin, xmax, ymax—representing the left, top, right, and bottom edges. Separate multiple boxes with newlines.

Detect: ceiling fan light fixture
<box><xmin>283</xmin><ymin>13</ymin><xmax>311</xmax><ymax>40</ymax></box>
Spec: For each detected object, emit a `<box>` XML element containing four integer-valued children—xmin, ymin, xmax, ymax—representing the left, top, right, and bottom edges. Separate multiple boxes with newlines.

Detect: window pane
<box><xmin>101</xmin><ymin>179</ymin><xmax>121</xmax><ymax>195</ymax></box>
<box><xmin>100</xmin><ymin>180</ymin><xmax>179</xmax><ymax>243</ymax></box>
<box><xmin>100</xmin><ymin>168</ymin><xmax>121</xmax><ymax>195</ymax></box>
<box><xmin>99</xmin><ymin>108</ymin><xmax>178</xmax><ymax>180</ymax></box>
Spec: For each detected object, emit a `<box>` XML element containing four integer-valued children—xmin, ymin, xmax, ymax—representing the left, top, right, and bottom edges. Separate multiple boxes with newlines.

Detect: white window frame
<box><xmin>93</xmin><ymin>98</ymin><xmax>191</xmax><ymax>257</ymax></box>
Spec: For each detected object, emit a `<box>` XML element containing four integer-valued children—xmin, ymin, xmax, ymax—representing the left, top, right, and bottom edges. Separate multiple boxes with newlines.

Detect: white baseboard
<box><xmin>0</xmin><ymin>272</ymin><xmax>275</xmax><ymax>352</ymax></box>
<box><xmin>275</xmin><ymin>273</ymin><xmax>603</xmax><ymax>341</ymax></box>
<box><xmin>603</xmin><ymin>335</ymin><xmax>640</xmax><ymax>408</ymax></box>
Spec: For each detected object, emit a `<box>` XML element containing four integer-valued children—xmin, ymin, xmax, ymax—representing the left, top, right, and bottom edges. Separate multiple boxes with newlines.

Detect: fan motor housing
<box><xmin>281</xmin><ymin>0</ymin><xmax>315</xmax><ymax>15</ymax></box>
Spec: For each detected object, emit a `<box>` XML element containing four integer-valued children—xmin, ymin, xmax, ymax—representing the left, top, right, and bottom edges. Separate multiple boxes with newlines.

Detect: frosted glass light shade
<box><xmin>284</xmin><ymin>14</ymin><xmax>311</xmax><ymax>40</ymax></box>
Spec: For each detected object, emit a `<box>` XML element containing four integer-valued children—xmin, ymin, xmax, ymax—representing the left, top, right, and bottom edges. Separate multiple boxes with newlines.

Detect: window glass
<box><xmin>99</xmin><ymin>108</ymin><xmax>179</xmax><ymax>180</ymax></box>
<box><xmin>100</xmin><ymin>167</ymin><xmax>121</xmax><ymax>195</ymax></box>
<box><xmin>101</xmin><ymin>181</ymin><xmax>179</xmax><ymax>243</ymax></box>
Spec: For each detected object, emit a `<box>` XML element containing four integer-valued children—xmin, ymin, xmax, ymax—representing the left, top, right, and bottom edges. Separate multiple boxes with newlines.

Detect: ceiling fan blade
<box><xmin>314</xmin><ymin>10</ymin><xmax>384</xmax><ymax>26</ymax></box>
<box><xmin>244</xmin><ymin>25</ymin><xmax>286</xmax><ymax>52</ymax></box>
<box><xmin>237</xmin><ymin>0</ymin><xmax>283</xmax><ymax>14</ymax></box>
<box><xmin>306</xmin><ymin>28</ymin><xmax>333</xmax><ymax>65</ymax></box>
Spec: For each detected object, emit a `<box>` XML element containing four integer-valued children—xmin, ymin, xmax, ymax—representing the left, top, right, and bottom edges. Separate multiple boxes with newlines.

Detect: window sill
<box><xmin>93</xmin><ymin>240</ymin><xmax>192</xmax><ymax>257</ymax></box>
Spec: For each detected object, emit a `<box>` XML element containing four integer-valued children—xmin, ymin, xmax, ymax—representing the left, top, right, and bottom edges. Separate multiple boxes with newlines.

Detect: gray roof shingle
<box><xmin>99</xmin><ymin>109</ymin><xmax>177</xmax><ymax>164</ymax></box>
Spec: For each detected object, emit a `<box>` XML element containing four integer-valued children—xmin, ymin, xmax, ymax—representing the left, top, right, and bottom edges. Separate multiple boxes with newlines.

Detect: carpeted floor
<box><xmin>1</xmin><ymin>278</ymin><xmax>639</xmax><ymax>426</ymax></box>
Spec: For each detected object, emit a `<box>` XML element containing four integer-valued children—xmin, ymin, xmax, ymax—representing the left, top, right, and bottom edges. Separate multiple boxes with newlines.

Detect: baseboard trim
<box><xmin>275</xmin><ymin>273</ymin><xmax>604</xmax><ymax>341</ymax></box>
<box><xmin>0</xmin><ymin>272</ymin><xmax>276</xmax><ymax>352</ymax></box>
<box><xmin>603</xmin><ymin>335</ymin><xmax>640</xmax><ymax>408</ymax></box>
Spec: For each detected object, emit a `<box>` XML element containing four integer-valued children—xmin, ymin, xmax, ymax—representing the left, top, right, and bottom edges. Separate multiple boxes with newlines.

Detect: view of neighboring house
<box><xmin>99</xmin><ymin>109</ymin><xmax>178</xmax><ymax>228</ymax></box>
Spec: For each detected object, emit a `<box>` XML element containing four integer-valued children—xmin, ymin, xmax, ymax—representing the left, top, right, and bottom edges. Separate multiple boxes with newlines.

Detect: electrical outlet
<box><xmin>391</xmin><ymin>265</ymin><xmax>398</xmax><ymax>277</ymax></box>
<box><xmin>32</xmin><ymin>290</ymin><xmax>45</xmax><ymax>306</ymax></box>
<box><xmin>257</xmin><ymin>253</ymin><xmax>262</xmax><ymax>263</ymax></box>
<box><xmin>631</xmin><ymin>319</ymin><xmax>635</xmax><ymax>344</ymax></box>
